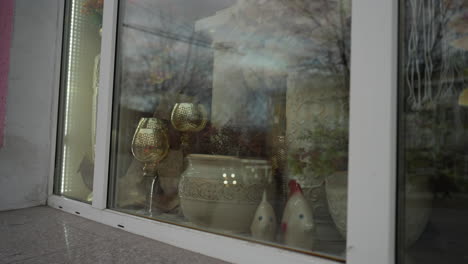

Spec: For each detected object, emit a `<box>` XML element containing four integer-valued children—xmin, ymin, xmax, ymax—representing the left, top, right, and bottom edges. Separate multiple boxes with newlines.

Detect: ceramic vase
<box><xmin>179</xmin><ymin>154</ymin><xmax>274</xmax><ymax>233</ymax></box>
<box><xmin>325</xmin><ymin>171</ymin><xmax>432</xmax><ymax>247</ymax></box>
<box><xmin>286</xmin><ymin>70</ymin><xmax>348</xmax><ymax>251</ymax></box>
<box><xmin>324</xmin><ymin>171</ymin><xmax>348</xmax><ymax>238</ymax></box>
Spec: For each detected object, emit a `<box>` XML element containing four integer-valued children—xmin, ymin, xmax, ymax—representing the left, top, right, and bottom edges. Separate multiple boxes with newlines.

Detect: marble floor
<box><xmin>0</xmin><ymin>206</ymin><xmax>228</xmax><ymax>264</ymax></box>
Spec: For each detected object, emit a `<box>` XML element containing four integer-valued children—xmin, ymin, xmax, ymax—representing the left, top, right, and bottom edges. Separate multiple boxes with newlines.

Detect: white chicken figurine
<box><xmin>281</xmin><ymin>180</ymin><xmax>315</xmax><ymax>249</ymax></box>
<box><xmin>250</xmin><ymin>190</ymin><xmax>277</xmax><ymax>242</ymax></box>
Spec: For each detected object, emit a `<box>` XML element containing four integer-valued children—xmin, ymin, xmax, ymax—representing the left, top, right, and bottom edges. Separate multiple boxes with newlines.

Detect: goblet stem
<box><xmin>180</xmin><ymin>133</ymin><xmax>190</xmax><ymax>151</ymax></box>
<box><xmin>148</xmin><ymin>174</ymin><xmax>159</xmax><ymax>217</ymax></box>
<box><xmin>142</xmin><ymin>162</ymin><xmax>159</xmax><ymax>216</ymax></box>
<box><xmin>142</xmin><ymin>174</ymin><xmax>159</xmax><ymax>217</ymax></box>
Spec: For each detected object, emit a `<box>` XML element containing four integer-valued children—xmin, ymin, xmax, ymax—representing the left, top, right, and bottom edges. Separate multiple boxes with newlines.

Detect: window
<box><xmin>50</xmin><ymin>1</ymin><xmax>405</xmax><ymax>263</ymax></box>
<box><xmin>107</xmin><ymin>0</ymin><xmax>351</xmax><ymax>259</ymax></box>
<box><xmin>54</xmin><ymin>0</ymin><xmax>103</xmax><ymax>203</ymax></box>
<box><xmin>397</xmin><ymin>0</ymin><xmax>468</xmax><ymax>263</ymax></box>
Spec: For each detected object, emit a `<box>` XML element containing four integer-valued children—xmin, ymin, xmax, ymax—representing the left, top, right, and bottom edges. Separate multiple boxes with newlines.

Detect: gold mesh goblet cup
<box><xmin>131</xmin><ymin>117</ymin><xmax>169</xmax><ymax>216</ymax></box>
<box><xmin>132</xmin><ymin>118</ymin><xmax>169</xmax><ymax>165</ymax></box>
<box><xmin>170</xmin><ymin>103</ymin><xmax>208</xmax><ymax>149</ymax></box>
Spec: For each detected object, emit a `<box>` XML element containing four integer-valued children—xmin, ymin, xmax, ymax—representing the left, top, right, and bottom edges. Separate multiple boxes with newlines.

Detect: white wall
<box><xmin>0</xmin><ymin>0</ymin><xmax>61</xmax><ymax>211</ymax></box>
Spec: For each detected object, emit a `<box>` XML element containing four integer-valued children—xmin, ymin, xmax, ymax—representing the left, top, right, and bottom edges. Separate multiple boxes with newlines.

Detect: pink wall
<box><xmin>0</xmin><ymin>0</ymin><xmax>14</xmax><ymax>147</ymax></box>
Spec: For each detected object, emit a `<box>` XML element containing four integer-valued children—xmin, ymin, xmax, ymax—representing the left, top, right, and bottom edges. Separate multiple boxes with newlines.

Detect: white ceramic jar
<box><xmin>325</xmin><ymin>171</ymin><xmax>432</xmax><ymax>247</ymax></box>
<box><xmin>179</xmin><ymin>154</ymin><xmax>274</xmax><ymax>233</ymax></box>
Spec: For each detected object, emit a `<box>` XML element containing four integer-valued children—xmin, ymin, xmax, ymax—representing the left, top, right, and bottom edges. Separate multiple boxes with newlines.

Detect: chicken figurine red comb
<box><xmin>288</xmin><ymin>179</ymin><xmax>303</xmax><ymax>197</ymax></box>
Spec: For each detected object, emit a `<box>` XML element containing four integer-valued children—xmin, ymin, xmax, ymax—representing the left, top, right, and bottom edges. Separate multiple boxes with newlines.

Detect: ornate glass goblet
<box><xmin>131</xmin><ymin>117</ymin><xmax>169</xmax><ymax>216</ymax></box>
<box><xmin>170</xmin><ymin>103</ymin><xmax>208</xmax><ymax>150</ymax></box>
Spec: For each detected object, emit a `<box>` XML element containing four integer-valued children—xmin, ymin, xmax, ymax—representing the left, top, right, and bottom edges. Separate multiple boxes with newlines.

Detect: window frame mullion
<box><xmin>91</xmin><ymin>0</ymin><xmax>119</xmax><ymax>210</ymax></box>
<box><xmin>346</xmin><ymin>0</ymin><xmax>399</xmax><ymax>263</ymax></box>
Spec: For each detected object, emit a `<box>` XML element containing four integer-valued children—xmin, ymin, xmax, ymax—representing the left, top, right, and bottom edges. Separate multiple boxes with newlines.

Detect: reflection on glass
<box><xmin>108</xmin><ymin>0</ymin><xmax>351</xmax><ymax>258</ymax></box>
<box><xmin>54</xmin><ymin>0</ymin><xmax>103</xmax><ymax>203</ymax></box>
<box><xmin>398</xmin><ymin>1</ymin><xmax>468</xmax><ymax>263</ymax></box>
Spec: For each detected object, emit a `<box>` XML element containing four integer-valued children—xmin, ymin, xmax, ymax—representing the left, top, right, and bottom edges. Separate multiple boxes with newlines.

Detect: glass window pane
<box><xmin>54</xmin><ymin>0</ymin><xmax>103</xmax><ymax>203</ymax></box>
<box><xmin>398</xmin><ymin>1</ymin><xmax>468</xmax><ymax>263</ymax></box>
<box><xmin>108</xmin><ymin>0</ymin><xmax>351</xmax><ymax>259</ymax></box>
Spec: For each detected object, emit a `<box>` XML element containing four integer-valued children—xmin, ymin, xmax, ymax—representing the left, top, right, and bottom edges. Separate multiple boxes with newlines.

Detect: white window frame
<box><xmin>47</xmin><ymin>0</ymin><xmax>399</xmax><ymax>263</ymax></box>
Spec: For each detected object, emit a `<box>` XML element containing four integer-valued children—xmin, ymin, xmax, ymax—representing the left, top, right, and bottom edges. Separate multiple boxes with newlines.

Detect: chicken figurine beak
<box><xmin>281</xmin><ymin>180</ymin><xmax>315</xmax><ymax>249</ymax></box>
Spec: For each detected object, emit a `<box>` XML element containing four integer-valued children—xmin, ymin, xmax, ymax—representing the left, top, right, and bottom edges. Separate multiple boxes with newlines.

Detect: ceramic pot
<box><xmin>324</xmin><ymin>172</ymin><xmax>348</xmax><ymax>238</ymax></box>
<box><xmin>325</xmin><ymin>172</ymin><xmax>432</xmax><ymax>247</ymax></box>
<box><xmin>179</xmin><ymin>154</ymin><xmax>274</xmax><ymax>233</ymax></box>
<box><xmin>296</xmin><ymin>174</ymin><xmax>345</xmax><ymax>252</ymax></box>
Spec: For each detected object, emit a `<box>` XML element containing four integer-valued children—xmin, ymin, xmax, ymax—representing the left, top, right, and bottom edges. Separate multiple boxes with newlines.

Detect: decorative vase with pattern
<box><xmin>286</xmin><ymin>70</ymin><xmax>348</xmax><ymax>251</ymax></box>
<box><xmin>325</xmin><ymin>171</ymin><xmax>432</xmax><ymax>248</ymax></box>
<box><xmin>179</xmin><ymin>154</ymin><xmax>274</xmax><ymax>233</ymax></box>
